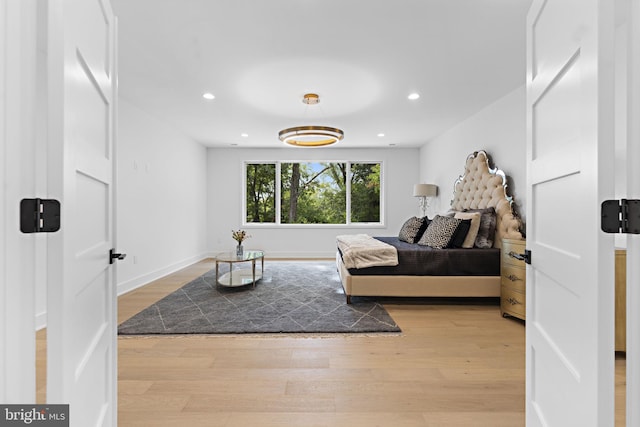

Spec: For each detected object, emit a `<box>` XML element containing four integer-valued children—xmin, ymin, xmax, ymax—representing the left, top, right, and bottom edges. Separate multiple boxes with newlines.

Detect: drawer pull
<box><xmin>508</xmin><ymin>251</ymin><xmax>525</xmax><ymax>261</ymax></box>
<box><xmin>507</xmin><ymin>297</ymin><xmax>521</xmax><ymax>306</ymax></box>
<box><xmin>507</xmin><ymin>274</ymin><xmax>521</xmax><ymax>282</ymax></box>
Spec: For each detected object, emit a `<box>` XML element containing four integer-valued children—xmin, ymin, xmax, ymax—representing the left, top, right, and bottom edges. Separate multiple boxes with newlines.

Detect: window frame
<box><xmin>242</xmin><ymin>160</ymin><xmax>385</xmax><ymax>228</ymax></box>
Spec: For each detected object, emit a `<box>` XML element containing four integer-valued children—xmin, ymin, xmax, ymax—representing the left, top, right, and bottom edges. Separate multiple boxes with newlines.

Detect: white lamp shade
<box><xmin>413</xmin><ymin>184</ymin><xmax>437</xmax><ymax>197</ymax></box>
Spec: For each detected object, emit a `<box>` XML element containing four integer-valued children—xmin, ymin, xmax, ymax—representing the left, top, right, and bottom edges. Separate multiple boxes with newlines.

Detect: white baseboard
<box><xmin>206</xmin><ymin>251</ymin><xmax>334</xmax><ymax>259</ymax></box>
<box><xmin>117</xmin><ymin>253</ymin><xmax>209</xmax><ymax>296</ymax></box>
<box><xmin>35</xmin><ymin>254</ymin><xmax>210</xmax><ymax>331</ymax></box>
<box><xmin>35</xmin><ymin>251</ymin><xmax>332</xmax><ymax>331</ymax></box>
<box><xmin>35</xmin><ymin>311</ymin><xmax>47</xmax><ymax>331</ymax></box>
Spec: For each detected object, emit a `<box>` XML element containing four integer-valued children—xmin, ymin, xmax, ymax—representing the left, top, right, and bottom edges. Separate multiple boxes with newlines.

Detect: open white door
<box><xmin>526</xmin><ymin>0</ymin><xmax>615</xmax><ymax>425</ymax></box>
<box><xmin>46</xmin><ymin>0</ymin><xmax>118</xmax><ymax>425</ymax></box>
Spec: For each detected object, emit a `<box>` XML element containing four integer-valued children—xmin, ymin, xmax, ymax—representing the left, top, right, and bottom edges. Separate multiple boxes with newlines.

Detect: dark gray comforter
<box><xmin>345</xmin><ymin>236</ymin><xmax>500</xmax><ymax>276</ymax></box>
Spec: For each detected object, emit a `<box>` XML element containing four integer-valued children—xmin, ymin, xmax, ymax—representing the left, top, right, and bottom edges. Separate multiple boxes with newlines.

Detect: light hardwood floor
<box><xmin>36</xmin><ymin>259</ymin><xmax>627</xmax><ymax>426</ymax></box>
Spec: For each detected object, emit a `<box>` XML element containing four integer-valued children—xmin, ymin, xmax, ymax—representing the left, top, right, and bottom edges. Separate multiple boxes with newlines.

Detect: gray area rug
<box><xmin>118</xmin><ymin>261</ymin><xmax>400</xmax><ymax>335</ymax></box>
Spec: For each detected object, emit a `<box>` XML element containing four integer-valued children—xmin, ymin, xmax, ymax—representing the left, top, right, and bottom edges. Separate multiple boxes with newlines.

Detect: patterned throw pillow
<box><xmin>398</xmin><ymin>216</ymin><xmax>429</xmax><ymax>243</ymax></box>
<box><xmin>464</xmin><ymin>207</ymin><xmax>497</xmax><ymax>248</ymax></box>
<box><xmin>417</xmin><ymin>215</ymin><xmax>463</xmax><ymax>249</ymax></box>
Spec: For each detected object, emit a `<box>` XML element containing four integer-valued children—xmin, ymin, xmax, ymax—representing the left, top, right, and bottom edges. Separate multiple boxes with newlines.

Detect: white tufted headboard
<box><xmin>449</xmin><ymin>151</ymin><xmax>523</xmax><ymax>248</ymax></box>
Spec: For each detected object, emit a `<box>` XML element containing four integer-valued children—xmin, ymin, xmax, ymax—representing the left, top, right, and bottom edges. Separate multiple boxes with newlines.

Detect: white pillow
<box><xmin>454</xmin><ymin>211</ymin><xmax>481</xmax><ymax>248</ymax></box>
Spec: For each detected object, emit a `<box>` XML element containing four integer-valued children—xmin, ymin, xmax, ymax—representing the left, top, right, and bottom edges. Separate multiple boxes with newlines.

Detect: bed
<box><xmin>336</xmin><ymin>150</ymin><xmax>524</xmax><ymax>304</ymax></box>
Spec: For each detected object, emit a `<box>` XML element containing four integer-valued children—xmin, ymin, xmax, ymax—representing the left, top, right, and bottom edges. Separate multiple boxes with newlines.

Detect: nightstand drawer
<box><xmin>502</xmin><ymin>239</ymin><xmax>526</xmax><ymax>268</ymax></box>
<box><xmin>501</xmin><ymin>287</ymin><xmax>525</xmax><ymax>318</ymax></box>
<box><xmin>501</xmin><ymin>265</ymin><xmax>526</xmax><ymax>293</ymax></box>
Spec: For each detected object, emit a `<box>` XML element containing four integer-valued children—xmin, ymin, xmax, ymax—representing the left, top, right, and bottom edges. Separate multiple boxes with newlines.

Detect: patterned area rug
<box><xmin>118</xmin><ymin>261</ymin><xmax>400</xmax><ymax>335</ymax></box>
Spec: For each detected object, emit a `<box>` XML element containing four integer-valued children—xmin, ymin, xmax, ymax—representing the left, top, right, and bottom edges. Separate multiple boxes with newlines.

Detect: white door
<box><xmin>627</xmin><ymin>1</ymin><xmax>640</xmax><ymax>425</ymax></box>
<box><xmin>46</xmin><ymin>0</ymin><xmax>118</xmax><ymax>426</ymax></box>
<box><xmin>526</xmin><ymin>0</ymin><xmax>615</xmax><ymax>426</ymax></box>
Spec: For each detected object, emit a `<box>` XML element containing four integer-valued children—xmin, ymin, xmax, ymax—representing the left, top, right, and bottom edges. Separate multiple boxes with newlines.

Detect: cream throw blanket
<box><xmin>336</xmin><ymin>234</ymin><xmax>399</xmax><ymax>269</ymax></box>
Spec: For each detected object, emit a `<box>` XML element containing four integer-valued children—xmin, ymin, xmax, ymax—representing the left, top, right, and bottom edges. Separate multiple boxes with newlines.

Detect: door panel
<box><xmin>526</xmin><ymin>0</ymin><xmax>615</xmax><ymax>425</ymax></box>
<box><xmin>70</xmin><ymin>55</ymin><xmax>110</xmax><ymax>160</ymax></box>
<box><xmin>532</xmin><ymin>1</ymin><xmax>583</xmax><ymax>78</ymax></box>
<box><xmin>532</xmin><ymin>54</ymin><xmax>582</xmax><ymax>159</ymax></box>
<box><xmin>47</xmin><ymin>0</ymin><xmax>117</xmax><ymax>425</ymax></box>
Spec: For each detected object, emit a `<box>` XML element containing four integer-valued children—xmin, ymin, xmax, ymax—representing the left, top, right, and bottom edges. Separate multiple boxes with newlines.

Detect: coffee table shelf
<box><xmin>217</xmin><ymin>269</ymin><xmax>264</xmax><ymax>287</ymax></box>
<box><xmin>214</xmin><ymin>250</ymin><xmax>264</xmax><ymax>288</ymax></box>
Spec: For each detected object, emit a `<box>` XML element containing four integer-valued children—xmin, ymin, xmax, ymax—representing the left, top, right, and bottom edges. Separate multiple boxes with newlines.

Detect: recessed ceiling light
<box><xmin>241</xmin><ymin>133</ymin><xmax>249</xmax><ymax>138</ymax></box>
<box><xmin>202</xmin><ymin>92</ymin><xmax>215</xmax><ymax>100</ymax></box>
<box><xmin>377</xmin><ymin>133</ymin><xmax>385</xmax><ymax>137</ymax></box>
<box><xmin>408</xmin><ymin>93</ymin><xmax>420</xmax><ymax>100</ymax></box>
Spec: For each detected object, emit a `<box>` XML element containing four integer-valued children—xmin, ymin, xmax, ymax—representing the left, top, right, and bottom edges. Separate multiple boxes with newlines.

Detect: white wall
<box><xmin>116</xmin><ymin>99</ymin><xmax>208</xmax><ymax>295</ymax></box>
<box><xmin>419</xmin><ymin>86</ymin><xmax>527</xmax><ymax>230</ymax></box>
<box><xmin>207</xmin><ymin>147</ymin><xmax>420</xmax><ymax>258</ymax></box>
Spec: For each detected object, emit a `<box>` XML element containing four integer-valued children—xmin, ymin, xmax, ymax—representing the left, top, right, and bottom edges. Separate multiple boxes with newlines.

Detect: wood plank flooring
<box><xmin>36</xmin><ymin>258</ymin><xmax>627</xmax><ymax>426</ymax></box>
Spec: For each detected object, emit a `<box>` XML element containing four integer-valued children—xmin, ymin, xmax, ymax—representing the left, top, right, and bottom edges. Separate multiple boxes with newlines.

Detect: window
<box><xmin>350</xmin><ymin>163</ymin><xmax>381</xmax><ymax>223</ymax></box>
<box><xmin>245</xmin><ymin>163</ymin><xmax>276</xmax><ymax>223</ymax></box>
<box><xmin>244</xmin><ymin>161</ymin><xmax>382</xmax><ymax>225</ymax></box>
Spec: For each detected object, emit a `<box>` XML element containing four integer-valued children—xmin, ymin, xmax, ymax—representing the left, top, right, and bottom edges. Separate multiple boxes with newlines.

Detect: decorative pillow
<box><xmin>454</xmin><ymin>211</ymin><xmax>482</xmax><ymax>248</ymax></box>
<box><xmin>417</xmin><ymin>215</ymin><xmax>463</xmax><ymax>249</ymax></box>
<box><xmin>398</xmin><ymin>216</ymin><xmax>430</xmax><ymax>243</ymax></box>
<box><xmin>464</xmin><ymin>207</ymin><xmax>497</xmax><ymax>248</ymax></box>
<box><xmin>448</xmin><ymin>219</ymin><xmax>471</xmax><ymax>248</ymax></box>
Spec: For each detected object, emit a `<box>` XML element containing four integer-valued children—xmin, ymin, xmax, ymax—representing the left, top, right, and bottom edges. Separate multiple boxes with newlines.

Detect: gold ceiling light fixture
<box><xmin>278</xmin><ymin>93</ymin><xmax>344</xmax><ymax>147</ymax></box>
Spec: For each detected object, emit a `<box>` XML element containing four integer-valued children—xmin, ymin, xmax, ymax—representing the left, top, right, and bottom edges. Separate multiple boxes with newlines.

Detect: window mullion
<box><xmin>275</xmin><ymin>162</ymin><xmax>281</xmax><ymax>225</ymax></box>
<box><xmin>346</xmin><ymin>162</ymin><xmax>352</xmax><ymax>225</ymax></box>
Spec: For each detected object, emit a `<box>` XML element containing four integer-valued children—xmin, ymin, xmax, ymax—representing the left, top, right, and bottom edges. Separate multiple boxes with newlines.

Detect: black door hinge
<box><xmin>601</xmin><ymin>199</ymin><xmax>640</xmax><ymax>234</ymax></box>
<box><xmin>20</xmin><ymin>198</ymin><xmax>61</xmax><ymax>233</ymax></box>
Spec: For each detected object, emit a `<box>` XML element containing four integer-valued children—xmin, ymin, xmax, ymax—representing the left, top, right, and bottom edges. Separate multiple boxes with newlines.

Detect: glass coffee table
<box><xmin>214</xmin><ymin>250</ymin><xmax>264</xmax><ymax>288</ymax></box>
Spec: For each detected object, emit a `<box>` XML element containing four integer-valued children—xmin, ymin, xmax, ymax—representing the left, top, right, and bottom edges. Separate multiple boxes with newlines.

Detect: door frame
<box><xmin>0</xmin><ymin>0</ymin><xmax>39</xmax><ymax>404</ymax></box>
<box><xmin>626</xmin><ymin>0</ymin><xmax>640</xmax><ymax>424</ymax></box>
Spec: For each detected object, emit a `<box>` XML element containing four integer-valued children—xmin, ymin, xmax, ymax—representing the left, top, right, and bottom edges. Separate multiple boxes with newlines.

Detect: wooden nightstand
<box><xmin>501</xmin><ymin>238</ymin><xmax>526</xmax><ymax>320</ymax></box>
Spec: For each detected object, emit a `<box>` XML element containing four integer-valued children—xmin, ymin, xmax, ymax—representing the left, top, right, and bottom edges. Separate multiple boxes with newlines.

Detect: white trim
<box><xmin>117</xmin><ymin>253</ymin><xmax>209</xmax><ymax>296</ymax></box>
<box><xmin>0</xmin><ymin>0</ymin><xmax>7</xmax><ymax>403</ymax></box>
<box><xmin>35</xmin><ymin>311</ymin><xmax>47</xmax><ymax>331</ymax></box>
<box><xmin>109</xmin><ymin>249</ymin><xmax>335</xmax><ymax>305</ymax></box>
<box><xmin>242</xmin><ymin>160</ymin><xmax>385</xmax><ymax>226</ymax></box>
<box><xmin>627</xmin><ymin>1</ymin><xmax>640</xmax><ymax>425</ymax></box>
<box><xmin>1</xmin><ymin>0</ymin><xmax>38</xmax><ymax>403</ymax></box>
<box><xmin>207</xmin><ymin>251</ymin><xmax>334</xmax><ymax>259</ymax></box>
<box><xmin>111</xmin><ymin>11</ymin><xmax>120</xmax><ymax>422</ymax></box>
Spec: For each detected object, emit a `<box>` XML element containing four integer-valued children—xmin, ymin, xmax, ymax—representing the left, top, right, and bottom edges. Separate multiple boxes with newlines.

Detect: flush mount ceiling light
<box><xmin>278</xmin><ymin>94</ymin><xmax>344</xmax><ymax>147</ymax></box>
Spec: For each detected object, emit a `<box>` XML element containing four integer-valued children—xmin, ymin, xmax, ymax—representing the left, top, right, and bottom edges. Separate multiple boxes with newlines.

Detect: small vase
<box><xmin>236</xmin><ymin>244</ymin><xmax>243</xmax><ymax>256</ymax></box>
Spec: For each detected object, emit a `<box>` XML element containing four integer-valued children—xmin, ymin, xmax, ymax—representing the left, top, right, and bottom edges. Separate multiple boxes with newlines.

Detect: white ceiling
<box><xmin>112</xmin><ymin>0</ymin><xmax>533</xmax><ymax>149</ymax></box>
